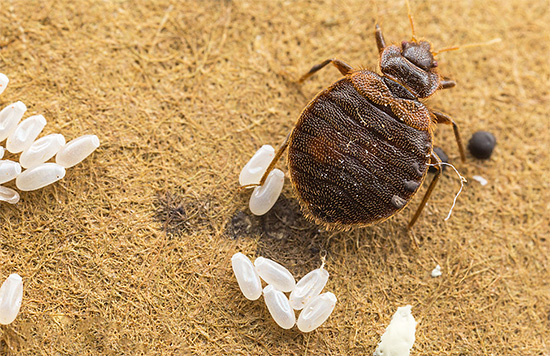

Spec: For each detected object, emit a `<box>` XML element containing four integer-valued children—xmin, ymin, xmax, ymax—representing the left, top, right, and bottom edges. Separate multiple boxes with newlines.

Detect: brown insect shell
<box><xmin>286</xmin><ymin>67</ymin><xmax>436</xmax><ymax>230</ymax></box>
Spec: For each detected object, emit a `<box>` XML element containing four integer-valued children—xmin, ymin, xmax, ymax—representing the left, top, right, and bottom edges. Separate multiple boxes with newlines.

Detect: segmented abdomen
<box><xmin>287</xmin><ymin>75</ymin><xmax>432</xmax><ymax>228</ymax></box>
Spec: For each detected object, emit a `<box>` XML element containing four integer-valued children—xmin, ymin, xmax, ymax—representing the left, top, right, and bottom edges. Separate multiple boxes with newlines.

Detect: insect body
<box><xmin>255</xmin><ymin>24</ymin><xmax>466</xmax><ymax>230</ymax></box>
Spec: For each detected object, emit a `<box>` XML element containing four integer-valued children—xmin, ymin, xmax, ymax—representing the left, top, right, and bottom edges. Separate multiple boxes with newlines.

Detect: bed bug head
<box><xmin>401</xmin><ymin>40</ymin><xmax>437</xmax><ymax>70</ymax></box>
<box><xmin>379</xmin><ymin>40</ymin><xmax>441</xmax><ymax>99</ymax></box>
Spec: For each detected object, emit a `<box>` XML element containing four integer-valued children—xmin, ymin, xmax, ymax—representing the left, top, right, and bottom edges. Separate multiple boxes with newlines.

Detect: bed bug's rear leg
<box><xmin>432</xmin><ymin>110</ymin><xmax>466</xmax><ymax>162</ymax></box>
<box><xmin>298</xmin><ymin>59</ymin><xmax>354</xmax><ymax>83</ymax></box>
<box><xmin>375</xmin><ymin>24</ymin><xmax>386</xmax><ymax>52</ymax></box>
<box><xmin>407</xmin><ymin>152</ymin><xmax>443</xmax><ymax>229</ymax></box>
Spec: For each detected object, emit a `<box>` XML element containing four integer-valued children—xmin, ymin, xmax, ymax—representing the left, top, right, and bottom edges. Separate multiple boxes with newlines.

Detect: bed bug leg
<box><xmin>240</xmin><ymin>132</ymin><xmax>291</xmax><ymax>190</ymax></box>
<box><xmin>375</xmin><ymin>24</ymin><xmax>386</xmax><ymax>52</ymax></box>
<box><xmin>407</xmin><ymin>152</ymin><xmax>443</xmax><ymax>229</ymax></box>
<box><xmin>298</xmin><ymin>59</ymin><xmax>354</xmax><ymax>83</ymax></box>
<box><xmin>432</xmin><ymin>110</ymin><xmax>466</xmax><ymax>162</ymax></box>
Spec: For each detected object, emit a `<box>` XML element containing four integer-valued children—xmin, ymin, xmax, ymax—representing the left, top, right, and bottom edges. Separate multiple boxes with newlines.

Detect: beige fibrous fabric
<box><xmin>0</xmin><ymin>0</ymin><xmax>549</xmax><ymax>354</ymax></box>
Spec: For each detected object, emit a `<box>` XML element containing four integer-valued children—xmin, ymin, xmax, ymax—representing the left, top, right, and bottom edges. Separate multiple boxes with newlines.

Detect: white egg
<box><xmin>239</xmin><ymin>145</ymin><xmax>275</xmax><ymax>187</ymax></box>
<box><xmin>0</xmin><ymin>186</ymin><xmax>20</xmax><ymax>204</ymax></box>
<box><xmin>0</xmin><ymin>274</ymin><xmax>23</xmax><ymax>325</ymax></box>
<box><xmin>231</xmin><ymin>253</ymin><xmax>262</xmax><ymax>301</ymax></box>
<box><xmin>254</xmin><ymin>256</ymin><xmax>295</xmax><ymax>293</ymax></box>
<box><xmin>6</xmin><ymin>114</ymin><xmax>47</xmax><ymax>153</ymax></box>
<box><xmin>296</xmin><ymin>292</ymin><xmax>337</xmax><ymax>332</ymax></box>
<box><xmin>19</xmin><ymin>134</ymin><xmax>66</xmax><ymax>168</ymax></box>
<box><xmin>55</xmin><ymin>134</ymin><xmax>99</xmax><ymax>168</ymax></box>
<box><xmin>263</xmin><ymin>285</ymin><xmax>296</xmax><ymax>329</ymax></box>
<box><xmin>0</xmin><ymin>101</ymin><xmax>27</xmax><ymax>142</ymax></box>
<box><xmin>0</xmin><ymin>73</ymin><xmax>8</xmax><ymax>96</ymax></box>
<box><xmin>289</xmin><ymin>267</ymin><xmax>329</xmax><ymax>310</ymax></box>
<box><xmin>15</xmin><ymin>163</ymin><xmax>66</xmax><ymax>191</ymax></box>
<box><xmin>373</xmin><ymin>305</ymin><xmax>417</xmax><ymax>356</ymax></box>
<box><xmin>0</xmin><ymin>160</ymin><xmax>22</xmax><ymax>184</ymax></box>
<box><xmin>249</xmin><ymin>169</ymin><xmax>284</xmax><ymax>216</ymax></box>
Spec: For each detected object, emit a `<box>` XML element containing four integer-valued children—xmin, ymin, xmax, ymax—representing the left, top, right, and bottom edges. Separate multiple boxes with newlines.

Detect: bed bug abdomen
<box><xmin>287</xmin><ymin>72</ymin><xmax>432</xmax><ymax>229</ymax></box>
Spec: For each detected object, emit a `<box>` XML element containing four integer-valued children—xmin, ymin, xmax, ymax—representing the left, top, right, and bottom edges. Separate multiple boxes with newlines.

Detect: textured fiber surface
<box><xmin>0</xmin><ymin>0</ymin><xmax>548</xmax><ymax>354</ymax></box>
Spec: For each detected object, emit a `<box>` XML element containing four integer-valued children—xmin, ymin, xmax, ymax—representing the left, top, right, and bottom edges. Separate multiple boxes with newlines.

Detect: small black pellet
<box><xmin>468</xmin><ymin>131</ymin><xmax>496</xmax><ymax>159</ymax></box>
<box><xmin>429</xmin><ymin>147</ymin><xmax>448</xmax><ymax>173</ymax></box>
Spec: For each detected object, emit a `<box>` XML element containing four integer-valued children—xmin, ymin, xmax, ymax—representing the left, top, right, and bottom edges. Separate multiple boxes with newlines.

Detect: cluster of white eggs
<box><xmin>0</xmin><ymin>274</ymin><xmax>23</xmax><ymax>325</ymax></box>
<box><xmin>239</xmin><ymin>145</ymin><xmax>284</xmax><ymax>216</ymax></box>
<box><xmin>0</xmin><ymin>73</ymin><xmax>99</xmax><ymax>204</ymax></box>
<box><xmin>232</xmin><ymin>252</ymin><xmax>336</xmax><ymax>332</ymax></box>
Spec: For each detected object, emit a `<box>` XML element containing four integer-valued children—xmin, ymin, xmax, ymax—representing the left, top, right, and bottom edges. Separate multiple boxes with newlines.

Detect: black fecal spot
<box><xmin>224</xmin><ymin>195</ymin><xmax>327</xmax><ymax>274</ymax></box>
<box><xmin>404</xmin><ymin>180</ymin><xmax>420</xmax><ymax>192</ymax></box>
<box><xmin>225</xmin><ymin>211</ymin><xmax>253</xmax><ymax>239</ymax></box>
<box><xmin>391</xmin><ymin>195</ymin><xmax>407</xmax><ymax>209</ymax></box>
<box><xmin>468</xmin><ymin>131</ymin><xmax>496</xmax><ymax>159</ymax></box>
<box><xmin>154</xmin><ymin>191</ymin><xmax>213</xmax><ymax>236</ymax></box>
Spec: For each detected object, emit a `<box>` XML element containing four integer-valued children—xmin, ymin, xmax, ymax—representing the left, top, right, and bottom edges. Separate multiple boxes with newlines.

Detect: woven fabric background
<box><xmin>0</xmin><ymin>0</ymin><xmax>548</xmax><ymax>354</ymax></box>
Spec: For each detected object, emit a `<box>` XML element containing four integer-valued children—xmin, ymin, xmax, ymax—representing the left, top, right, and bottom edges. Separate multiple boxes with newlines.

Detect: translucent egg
<box><xmin>239</xmin><ymin>145</ymin><xmax>275</xmax><ymax>187</ymax></box>
<box><xmin>263</xmin><ymin>285</ymin><xmax>295</xmax><ymax>329</ymax></box>
<box><xmin>249</xmin><ymin>169</ymin><xmax>284</xmax><ymax>216</ymax></box>
<box><xmin>0</xmin><ymin>101</ymin><xmax>27</xmax><ymax>142</ymax></box>
<box><xmin>7</xmin><ymin>114</ymin><xmax>47</xmax><ymax>153</ymax></box>
<box><xmin>296</xmin><ymin>292</ymin><xmax>337</xmax><ymax>332</ymax></box>
<box><xmin>0</xmin><ymin>186</ymin><xmax>20</xmax><ymax>204</ymax></box>
<box><xmin>254</xmin><ymin>256</ymin><xmax>295</xmax><ymax>293</ymax></box>
<box><xmin>19</xmin><ymin>134</ymin><xmax>66</xmax><ymax>168</ymax></box>
<box><xmin>56</xmin><ymin>134</ymin><xmax>100</xmax><ymax>168</ymax></box>
<box><xmin>0</xmin><ymin>274</ymin><xmax>23</xmax><ymax>325</ymax></box>
<box><xmin>231</xmin><ymin>253</ymin><xmax>262</xmax><ymax>301</ymax></box>
<box><xmin>15</xmin><ymin>163</ymin><xmax>66</xmax><ymax>191</ymax></box>
<box><xmin>289</xmin><ymin>267</ymin><xmax>329</xmax><ymax>310</ymax></box>
<box><xmin>0</xmin><ymin>160</ymin><xmax>22</xmax><ymax>184</ymax></box>
<box><xmin>0</xmin><ymin>73</ymin><xmax>8</xmax><ymax>96</ymax></box>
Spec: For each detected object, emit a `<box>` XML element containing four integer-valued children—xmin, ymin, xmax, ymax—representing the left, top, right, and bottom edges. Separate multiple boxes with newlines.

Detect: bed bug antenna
<box><xmin>434</xmin><ymin>38</ymin><xmax>502</xmax><ymax>55</ymax></box>
<box><xmin>427</xmin><ymin>161</ymin><xmax>467</xmax><ymax>221</ymax></box>
<box><xmin>405</xmin><ymin>0</ymin><xmax>417</xmax><ymax>42</ymax></box>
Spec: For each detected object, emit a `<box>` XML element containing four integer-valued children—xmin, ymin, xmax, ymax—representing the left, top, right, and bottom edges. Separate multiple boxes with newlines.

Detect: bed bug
<box><xmin>247</xmin><ymin>12</ymin><xmax>469</xmax><ymax>231</ymax></box>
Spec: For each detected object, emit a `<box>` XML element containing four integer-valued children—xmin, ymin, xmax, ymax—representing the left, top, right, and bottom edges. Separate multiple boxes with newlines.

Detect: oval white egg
<box><xmin>231</xmin><ymin>252</ymin><xmax>262</xmax><ymax>301</ymax></box>
<box><xmin>297</xmin><ymin>292</ymin><xmax>337</xmax><ymax>332</ymax></box>
<box><xmin>239</xmin><ymin>145</ymin><xmax>275</xmax><ymax>187</ymax></box>
<box><xmin>56</xmin><ymin>134</ymin><xmax>99</xmax><ymax>168</ymax></box>
<box><xmin>0</xmin><ymin>274</ymin><xmax>23</xmax><ymax>325</ymax></box>
<box><xmin>254</xmin><ymin>256</ymin><xmax>295</xmax><ymax>293</ymax></box>
<box><xmin>249</xmin><ymin>169</ymin><xmax>284</xmax><ymax>216</ymax></box>
<box><xmin>16</xmin><ymin>163</ymin><xmax>66</xmax><ymax>191</ymax></box>
<box><xmin>289</xmin><ymin>267</ymin><xmax>329</xmax><ymax>310</ymax></box>
<box><xmin>263</xmin><ymin>285</ymin><xmax>295</xmax><ymax>329</ymax></box>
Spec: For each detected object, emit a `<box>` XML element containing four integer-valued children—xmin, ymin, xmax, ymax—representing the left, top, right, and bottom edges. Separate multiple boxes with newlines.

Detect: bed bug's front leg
<box><xmin>439</xmin><ymin>78</ymin><xmax>456</xmax><ymax>89</ymax></box>
<box><xmin>432</xmin><ymin>110</ymin><xmax>466</xmax><ymax>162</ymax></box>
<box><xmin>298</xmin><ymin>59</ymin><xmax>354</xmax><ymax>83</ymax></box>
<box><xmin>375</xmin><ymin>24</ymin><xmax>386</xmax><ymax>52</ymax></box>
<box><xmin>407</xmin><ymin>152</ymin><xmax>443</xmax><ymax>229</ymax></box>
